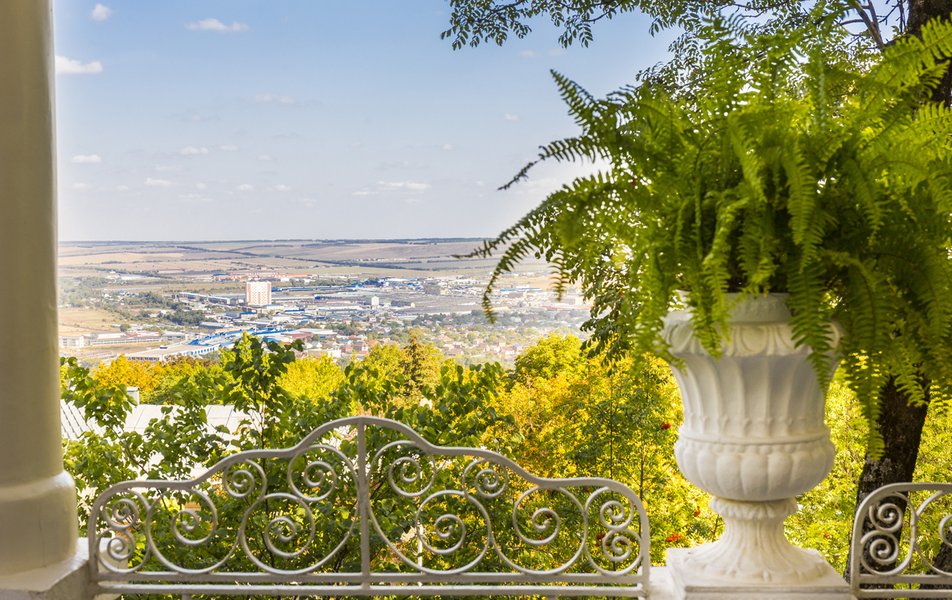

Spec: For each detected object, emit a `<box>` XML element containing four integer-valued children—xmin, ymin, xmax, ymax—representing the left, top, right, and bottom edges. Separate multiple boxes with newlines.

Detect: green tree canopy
<box><xmin>443</xmin><ymin>1</ymin><xmax>951</xmax><ymax>99</ymax></box>
<box><xmin>512</xmin><ymin>333</ymin><xmax>586</xmax><ymax>382</ymax></box>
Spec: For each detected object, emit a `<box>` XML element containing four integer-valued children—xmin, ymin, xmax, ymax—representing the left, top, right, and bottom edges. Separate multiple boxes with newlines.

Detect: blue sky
<box><xmin>53</xmin><ymin>1</ymin><xmax>673</xmax><ymax>241</ymax></box>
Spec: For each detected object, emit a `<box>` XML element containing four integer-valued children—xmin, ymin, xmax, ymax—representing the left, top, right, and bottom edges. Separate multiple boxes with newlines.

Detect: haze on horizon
<box><xmin>54</xmin><ymin>1</ymin><xmax>671</xmax><ymax>241</ymax></box>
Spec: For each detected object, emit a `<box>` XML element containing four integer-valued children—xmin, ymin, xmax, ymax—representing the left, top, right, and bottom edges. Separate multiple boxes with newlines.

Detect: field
<box><xmin>59</xmin><ymin>307</ymin><xmax>125</xmax><ymax>335</ymax></box>
<box><xmin>58</xmin><ymin>239</ymin><xmax>544</xmax><ymax>279</ymax></box>
<box><xmin>58</xmin><ymin>239</ymin><xmax>556</xmax><ymax>337</ymax></box>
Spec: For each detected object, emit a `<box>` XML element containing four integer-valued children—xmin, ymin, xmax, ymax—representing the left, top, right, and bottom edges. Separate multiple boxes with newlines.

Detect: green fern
<box><xmin>476</xmin><ymin>13</ymin><xmax>952</xmax><ymax>453</ymax></box>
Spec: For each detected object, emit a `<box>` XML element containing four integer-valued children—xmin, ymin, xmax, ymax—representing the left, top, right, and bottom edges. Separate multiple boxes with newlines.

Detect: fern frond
<box><xmin>477</xmin><ymin>16</ymin><xmax>952</xmax><ymax>457</ymax></box>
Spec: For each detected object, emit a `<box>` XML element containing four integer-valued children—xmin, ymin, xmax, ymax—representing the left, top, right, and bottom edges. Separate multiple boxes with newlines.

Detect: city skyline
<box><xmin>53</xmin><ymin>1</ymin><xmax>671</xmax><ymax>241</ymax></box>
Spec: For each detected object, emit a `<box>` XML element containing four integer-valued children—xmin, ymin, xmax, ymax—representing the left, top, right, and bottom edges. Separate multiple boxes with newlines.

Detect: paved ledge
<box><xmin>0</xmin><ymin>541</ymin><xmax>88</xmax><ymax>600</ymax></box>
<box><xmin>648</xmin><ymin>567</ymin><xmax>677</xmax><ymax>599</ymax></box>
<box><xmin>663</xmin><ymin>550</ymin><xmax>854</xmax><ymax>600</ymax></box>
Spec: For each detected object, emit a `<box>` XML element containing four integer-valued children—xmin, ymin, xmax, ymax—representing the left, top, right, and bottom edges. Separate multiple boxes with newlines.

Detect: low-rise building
<box><xmin>126</xmin><ymin>343</ymin><xmax>218</xmax><ymax>363</ymax></box>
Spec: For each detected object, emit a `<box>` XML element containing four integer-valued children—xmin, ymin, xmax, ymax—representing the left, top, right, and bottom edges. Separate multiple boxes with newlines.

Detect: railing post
<box><xmin>358</xmin><ymin>420</ymin><xmax>371</xmax><ymax>584</ymax></box>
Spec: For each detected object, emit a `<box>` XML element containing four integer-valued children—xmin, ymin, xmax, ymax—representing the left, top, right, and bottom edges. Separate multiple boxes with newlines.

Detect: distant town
<box><xmin>58</xmin><ymin>239</ymin><xmax>589</xmax><ymax>367</ymax></box>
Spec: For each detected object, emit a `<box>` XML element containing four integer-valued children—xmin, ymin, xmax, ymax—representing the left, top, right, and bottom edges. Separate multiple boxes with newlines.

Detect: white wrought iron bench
<box><xmin>850</xmin><ymin>482</ymin><xmax>952</xmax><ymax>599</ymax></box>
<box><xmin>88</xmin><ymin>416</ymin><xmax>650</xmax><ymax>598</ymax></box>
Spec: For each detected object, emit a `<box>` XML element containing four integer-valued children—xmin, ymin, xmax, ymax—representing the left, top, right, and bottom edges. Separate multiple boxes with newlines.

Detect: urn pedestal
<box><xmin>661</xmin><ymin>295</ymin><xmax>851</xmax><ymax>599</ymax></box>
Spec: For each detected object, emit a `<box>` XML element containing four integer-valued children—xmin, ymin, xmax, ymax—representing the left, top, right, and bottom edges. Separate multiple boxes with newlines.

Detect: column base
<box><xmin>667</xmin><ymin>548</ymin><xmax>852</xmax><ymax>600</ymax></box>
<box><xmin>0</xmin><ymin>540</ymin><xmax>88</xmax><ymax>600</ymax></box>
<box><xmin>0</xmin><ymin>472</ymin><xmax>79</xmax><ymax>574</ymax></box>
<box><xmin>687</xmin><ymin>498</ymin><xmax>830</xmax><ymax>581</ymax></box>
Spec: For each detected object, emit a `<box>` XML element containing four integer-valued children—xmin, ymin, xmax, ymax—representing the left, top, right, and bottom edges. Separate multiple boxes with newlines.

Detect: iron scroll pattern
<box><xmin>850</xmin><ymin>482</ymin><xmax>952</xmax><ymax>598</ymax></box>
<box><xmin>89</xmin><ymin>416</ymin><xmax>650</xmax><ymax>597</ymax></box>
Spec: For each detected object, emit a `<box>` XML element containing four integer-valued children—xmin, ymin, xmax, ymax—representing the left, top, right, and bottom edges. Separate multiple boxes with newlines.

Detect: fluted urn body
<box><xmin>662</xmin><ymin>294</ymin><xmax>840</xmax><ymax>582</ymax></box>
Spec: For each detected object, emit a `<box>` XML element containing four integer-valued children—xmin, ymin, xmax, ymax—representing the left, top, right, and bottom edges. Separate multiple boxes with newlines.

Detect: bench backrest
<box><xmin>89</xmin><ymin>416</ymin><xmax>650</xmax><ymax>597</ymax></box>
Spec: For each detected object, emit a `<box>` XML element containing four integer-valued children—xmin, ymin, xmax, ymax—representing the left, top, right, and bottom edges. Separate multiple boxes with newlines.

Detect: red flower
<box><xmin>693</xmin><ymin>509</ymin><xmax>701</xmax><ymax>517</ymax></box>
<box><xmin>661</xmin><ymin>422</ymin><xmax>672</xmax><ymax>430</ymax></box>
<box><xmin>665</xmin><ymin>532</ymin><xmax>684</xmax><ymax>544</ymax></box>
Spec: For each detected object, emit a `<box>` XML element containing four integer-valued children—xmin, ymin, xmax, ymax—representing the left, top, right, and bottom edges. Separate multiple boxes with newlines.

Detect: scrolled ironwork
<box><xmin>851</xmin><ymin>482</ymin><xmax>952</xmax><ymax>598</ymax></box>
<box><xmin>89</xmin><ymin>416</ymin><xmax>650</xmax><ymax>597</ymax></box>
<box><xmin>410</xmin><ymin>490</ymin><xmax>492</xmax><ymax>573</ymax></box>
<box><xmin>586</xmin><ymin>487</ymin><xmax>643</xmax><ymax>575</ymax></box>
<box><xmin>511</xmin><ymin>486</ymin><xmax>574</xmax><ymax>548</ymax></box>
<box><xmin>374</xmin><ymin>440</ymin><xmax>439</xmax><ymax>498</ymax></box>
<box><xmin>169</xmin><ymin>490</ymin><xmax>219</xmax><ymax>547</ymax></box>
<box><xmin>462</xmin><ymin>457</ymin><xmax>509</xmax><ymax>499</ymax></box>
<box><xmin>487</xmin><ymin>486</ymin><xmax>587</xmax><ymax>576</ymax></box>
<box><xmin>98</xmin><ymin>490</ymin><xmax>150</xmax><ymax>573</ymax></box>
<box><xmin>287</xmin><ymin>443</ymin><xmax>352</xmax><ymax>502</ymax></box>
<box><xmin>860</xmin><ymin>529</ymin><xmax>903</xmax><ymax>573</ymax></box>
<box><xmin>223</xmin><ymin>459</ymin><xmax>266</xmax><ymax>500</ymax></box>
<box><xmin>146</xmin><ymin>488</ymin><xmax>237</xmax><ymax>575</ymax></box>
<box><xmin>238</xmin><ymin>491</ymin><xmax>322</xmax><ymax>573</ymax></box>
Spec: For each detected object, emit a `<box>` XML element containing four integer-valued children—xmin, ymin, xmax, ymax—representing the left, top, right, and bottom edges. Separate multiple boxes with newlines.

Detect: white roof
<box><xmin>61</xmin><ymin>401</ymin><xmax>247</xmax><ymax>441</ymax></box>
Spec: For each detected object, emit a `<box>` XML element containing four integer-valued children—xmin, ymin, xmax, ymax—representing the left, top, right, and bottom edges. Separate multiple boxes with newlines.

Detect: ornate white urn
<box><xmin>661</xmin><ymin>294</ymin><xmax>844</xmax><ymax>589</ymax></box>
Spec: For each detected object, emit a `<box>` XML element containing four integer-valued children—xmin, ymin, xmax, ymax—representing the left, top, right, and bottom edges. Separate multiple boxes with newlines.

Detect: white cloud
<box><xmin>352</xmin><ymin>180</ymin><xmax>431</xmax><ymax>197</ymax></box>
<box><xmin>219</xmin><ymin>144</ymin><xmax>239</xmax><ymax>152</ymax></box>
<box><xmin>254</xmin><ymin>93</ymin><xmax>296</xmax><ymax>106</ymax></box>
<box><xmin>185</xmin><ymin>18</ymin><xmax>249</xmax><ymax>33</ymax></box>
<box><xmin>145</xmin><ymin>178</ymin><xmax>173</xmax><ymax>188</ymax></box>
<box><xmin>55</xmin><ymin>56</ymin><xmax>103</xmax><ymax>75</ymax></box>
<box><xmin>115</xmin><ymin>185</ymin><xmax>130</xmax><ymax>192</ymax></box>
<box><xmin>70</xmin><ymin>154</ymin><xmax>102</xmax><ymax>164</ymax></box>
<box><xmin>441</xmin><ymin>143</ymin><xmax>454</xmax><ymax>152</ymax></box>
<box><xmin>519</xmin><ymin>50</ymin><xmax>540</xmax><ymax>59</ymax></box>
<box><xmin>196</xmin><ymin>182</ymin><xmax>208</xmax><ymax>190</ymax></box>
<box><xmin>504</xmin><ymin>113</ymin><xmax>520</xmax><ymax>122</ymax></box>
<box><xmin>91</xmin><ymin>4</ymin><xmax>113</xmax><ymax>21</ymax></box>
<box><xmin>179</xmin><ymin>146</ymin><xmax>210</xmax><ymax>156</ymax></box>
<box><xmin>378</xmin><ymin>180</ymin><xmax>431</xmax><ymax>192</ymax></box>
<box><xmin>272</xmin><ymin>184</ymin><xmax>291</xmax><ymax>192</ymax></box>
<box><xmin>71</xmin><ymin>182</ymin><xmax>92</xmax><ymax>191</ymax></box>
<box><xmin>236</xmin><ymin>184</ymin><xmax>254</xmax><ymax>192</ymax></box>
<box><xmin>257</xmin><ymin>154</ymin><xmax>273</xmax><ymax>161</ymax></box>
<box><xmin>154</xmin><ymin>164</ymin><xmax>181</xmax><ymax>172</ymax></box>
<box><xmin>178</xmin><ymin>193</ymin><xmax>213</xmax><ymax>203</ymax></box>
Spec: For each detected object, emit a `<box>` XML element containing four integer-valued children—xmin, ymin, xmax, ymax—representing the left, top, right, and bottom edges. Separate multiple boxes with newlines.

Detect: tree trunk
<box><xmin>906</xmin><ymin>2</ymin><xmax>952</xmax><ymax>588</ymax></box>
<box><xmin>846</xmin><ymin>377</ymin><xmax>929</xmax><ymax>584</ymax></box>
<box><xmin>906</xmin><ymin>0</ymin><xmax>952</xmax><ymax>103</ymax></box>
<box><xmin>854</xmin><ymin>378</ymin><xmax>930</xmax><ymax>508</ymax></box>
<box><xmin>845</xmin><ymin>3</ymin><xmax>952</xmax><ymax>591</ymax></box>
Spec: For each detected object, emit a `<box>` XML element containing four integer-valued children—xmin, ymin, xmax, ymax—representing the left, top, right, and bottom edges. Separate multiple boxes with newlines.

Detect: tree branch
<box><xmin>846</xmin><ymin>0</ymin><xmax>886</xmax><ymax>50</ymax></box>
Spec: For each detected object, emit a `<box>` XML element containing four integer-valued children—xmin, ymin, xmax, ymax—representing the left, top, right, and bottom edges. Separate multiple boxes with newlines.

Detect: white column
<box><xmin>0</xmin><ymin>0</ymin><xmax>80</xmax><ymax>576</ymax></box>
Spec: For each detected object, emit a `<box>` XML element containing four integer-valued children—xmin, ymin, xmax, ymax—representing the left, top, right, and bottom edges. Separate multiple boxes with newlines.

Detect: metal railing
<box><xmin>850</xmin><ymin>482</ymin><xmax>952</xmax><ymax>598</ymax></box>
<box><xmin>88</xmin><ymin>416</ymin><xmax>650</xmax><ymax>597</ymax></box>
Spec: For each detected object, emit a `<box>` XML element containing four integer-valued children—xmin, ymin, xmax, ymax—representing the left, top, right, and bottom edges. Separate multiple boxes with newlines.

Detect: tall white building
<box><xmin>245</xmin><ymin>280</ymin><xmax>272</xmax><ymax>306</ymax></box>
